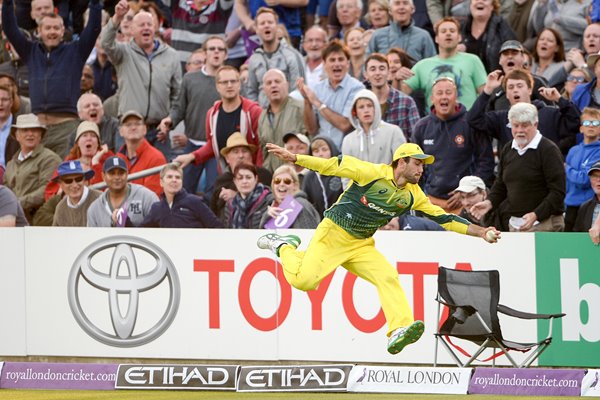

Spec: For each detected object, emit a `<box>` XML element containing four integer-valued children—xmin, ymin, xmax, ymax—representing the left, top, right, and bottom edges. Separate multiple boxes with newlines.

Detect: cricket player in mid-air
<box><xmin>258</xmin><ymin>142</ymin><xmax>501</xmax><ymax>354</ymax></box>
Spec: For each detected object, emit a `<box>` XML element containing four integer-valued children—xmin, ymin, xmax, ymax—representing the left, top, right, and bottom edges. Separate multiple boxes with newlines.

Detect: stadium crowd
<box><xmin>0</xmin><ymin>0</ymin><xmax>599</xmax><ymax>243</ymax></box>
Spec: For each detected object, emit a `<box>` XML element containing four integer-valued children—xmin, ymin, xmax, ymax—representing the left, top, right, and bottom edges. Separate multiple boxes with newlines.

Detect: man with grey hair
<box><xmin>302</xmin><ymin>25</ymin><xmax>328</xmax><ymax>89</ymax></box>
<box><xmin>471</xmin><ymin>102</ymin><xmax>566</xmax><ymax>232</ymax></box>
<box><xmin>71</xmin><ymin>93</ymin><xmax>121</xmax><ymax>151</ymax></box>
<box><xmin>332</xmin><ymin>0</ymin><xmax>363</xmax><ymax>39</ymax></box>
<box><xmin>258</xmin><ymin>69</ymin><xmax>305</xmax><ymax>172</ymax></box>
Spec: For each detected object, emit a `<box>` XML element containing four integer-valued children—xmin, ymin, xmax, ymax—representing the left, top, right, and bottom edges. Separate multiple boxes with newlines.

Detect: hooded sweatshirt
<box><xmin>342</xmin><ymin>89</ymin><xmax>406</xmax><ymax>165</ymax></box>
<box><xmin>565</xmin><ymin>140</ymin><xmax>600</xmax><ymax>206</ymax></box>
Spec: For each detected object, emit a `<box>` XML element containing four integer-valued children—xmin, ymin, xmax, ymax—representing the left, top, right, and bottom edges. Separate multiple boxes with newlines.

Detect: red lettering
<box><xmin>342</xmin><ymin>272</ymin><xmax>385</xmax><ymax>333</ymax></box>
<box><xmin>238</xmin><ymin>258</ymin><xmax>291</xmax><ymax>331</ymax></box>
<box><xmin>193</xmin><ymin>259</ymin><xmax>235</xmax><ymax>329</ymax></box>
<box><xmin>397</xmin><ymin>262</ymin><xmax>438</xmax><ymax>322</ymax></box>
<box><xmin>306</xmin><ymin>273</ymin><xmax>335</xmax><ymax>330</ymax></box>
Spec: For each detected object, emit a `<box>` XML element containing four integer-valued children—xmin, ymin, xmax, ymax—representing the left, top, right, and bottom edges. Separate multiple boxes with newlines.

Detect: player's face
<box><xmin>431</xmin><ymin>80</ymin><xmax>457</xmax><ymax>120</ymax></box>
<box><xmin>505</xmin><ymin>78</ymin><xmax>532</xmax><ymax>105</ymax></box>
<box><xmin>395</xmin><ymin>157</ymin><xmax>423</xmax><ymax>185</ymax></box>
<box><xmin>160</xmin><ymin>169</ymin><xmax>183</xmax><ymax>195</ymax></box>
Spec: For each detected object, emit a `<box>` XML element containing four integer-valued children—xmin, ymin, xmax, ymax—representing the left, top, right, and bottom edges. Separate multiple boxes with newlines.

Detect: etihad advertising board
<box><xmin>4</xmin><ymin>228</ymin><xmax>598</xmax><ymax>366</ymax></box>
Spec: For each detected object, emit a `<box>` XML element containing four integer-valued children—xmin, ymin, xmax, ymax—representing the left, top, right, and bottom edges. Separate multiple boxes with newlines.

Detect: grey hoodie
<box><xmin>87</xmin><ymin>183</ymin><xmax>158</xmax><ymax>227</ymax></box>
<box><xmin>342</xmin><ymin>89</ymin><xmax>406</xmax><ymax>165</ymax></box>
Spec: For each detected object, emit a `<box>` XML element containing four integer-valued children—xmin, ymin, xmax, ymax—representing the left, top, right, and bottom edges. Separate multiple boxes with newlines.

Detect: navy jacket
<box><xmin>142</xmin><ymin>189</ymin><xmax>224</xmax><ymax>228</ymax></box>
<box><xmin>413</xmin><ymin>104</ymin><xmax>495</xmax><ymax>199</ymax></box>
<box><xmin>467</xmin><ymin>92</ymin><xmax>580</xmax><ymax>155</ymax></box>
<box><xmin>2</xmin><ymin>0</ymin><xmax>101</xmax><ymax>115</ymax></box>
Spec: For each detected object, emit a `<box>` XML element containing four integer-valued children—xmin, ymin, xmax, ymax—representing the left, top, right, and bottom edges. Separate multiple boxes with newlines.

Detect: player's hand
<box><xmin>482</xmin><ymin>227</ymin><xmax>501</xmax><ymax>243</ymax></box>
<box><xmin>470</xmin><ymin>200</ymin><xmax>492</xmax><ymax>220</ymax></box>
<box><xmin>173</xmin><ymin>153</ymin><xmax>195</xmax><ymax>168</ymax></box>
<box><xmin>266</xmin><ymin>143</ymin><xmax>297</xmax><ymax>163</ymax></box>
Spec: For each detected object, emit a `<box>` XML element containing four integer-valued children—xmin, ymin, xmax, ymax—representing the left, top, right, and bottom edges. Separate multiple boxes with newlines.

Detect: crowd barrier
<box><xmin>0</xmin><ymin>228</ymin><xmax>598</xmax><ymax>369</ymax></box>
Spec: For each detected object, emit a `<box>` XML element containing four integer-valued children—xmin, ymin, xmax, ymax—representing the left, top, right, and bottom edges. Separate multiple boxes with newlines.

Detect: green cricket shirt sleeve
<box><xmin>409</xmin><ymin>183</ymin><xmax>470</xmax><ymax>234</ymax></box>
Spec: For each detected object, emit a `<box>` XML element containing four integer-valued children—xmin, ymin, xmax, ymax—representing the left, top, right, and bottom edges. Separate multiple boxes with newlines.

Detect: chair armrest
<box><xmin>498</xmin><ymin>304</ymin><xmax>565</xmax><ymax>320</ymax></box>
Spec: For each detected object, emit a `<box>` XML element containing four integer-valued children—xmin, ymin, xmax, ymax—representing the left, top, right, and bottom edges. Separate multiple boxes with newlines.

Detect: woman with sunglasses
<box><xmin>561</xmin><ymin>67</ymin><xmax>591</xmax><ymax>101</ymax></box>
<box><xmin>44</xmin><ymin>121</ymin><xmax>113</xmax><ymax>200</ymax></box>
<box><xmin>260</xmin><ymin>165</ymin><xmax>321</xmax><ymax>229</ymax></box>
<box><xmin>224</xmin><ymin>163</ymin><xmax>271</xmax><ymax>229</ymax></box>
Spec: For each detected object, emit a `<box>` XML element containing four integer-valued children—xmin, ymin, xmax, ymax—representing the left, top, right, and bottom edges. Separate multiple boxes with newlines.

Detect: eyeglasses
<box><xmin>61</xmin><ymin>176</ymin><xmax>85</xmax><ymax>184</ymax></box>
<box><xmin>566</xmin><ymin>75</ymin><xmax>586</xmax><ymax>83</ymax></box>
<box><xmin>582</xmin><ymin>120</ymin><xmax>600</xmax><ymax>127</ymax></box>
<box><xmin>273</xmin><ymin>177</ymin><xmax>293</xmax><ymax>185</ymax></box>
<box><xmin>217</xmin><ymin>79</ymin><xmax>240</xmax><ymax>86</ymax></box>
<box><xmin>207</xmin><ymin>46</ymin><xmax>227</xmax><ymax>52</ymax></box>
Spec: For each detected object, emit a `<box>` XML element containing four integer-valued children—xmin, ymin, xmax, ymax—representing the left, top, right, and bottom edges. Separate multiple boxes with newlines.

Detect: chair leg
<box><xmin>437</xmin><ymin>337</ymin><xmax>466</xmax><ymax>367</ymax></box>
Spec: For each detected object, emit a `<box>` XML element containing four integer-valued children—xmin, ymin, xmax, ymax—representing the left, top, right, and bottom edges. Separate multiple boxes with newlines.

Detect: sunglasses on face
<box><xmin>61</xmin><ymin>176</ymin><xmax>85</xmax><ymax>184</ymax></box>
<box><xmin>582</xmin><ymin>120</ymin><xmax>600</xmax><ymax>127</ymax></box>
<box><xmin>566</xmin><ymin>75</ymin><xmax>586</xmax><ymax>83</ymax></box>
<box><xmin>273</xmin><ymin>177</ymin><xmax>293</xmax><ymax>185</ymax></box>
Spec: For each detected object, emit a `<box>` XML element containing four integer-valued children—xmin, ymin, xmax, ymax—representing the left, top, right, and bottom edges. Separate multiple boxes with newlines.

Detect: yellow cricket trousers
<box><xmin>279</xmin><ymin>218</ymin><xmax>414</xmax><ymax>336</ymax></box>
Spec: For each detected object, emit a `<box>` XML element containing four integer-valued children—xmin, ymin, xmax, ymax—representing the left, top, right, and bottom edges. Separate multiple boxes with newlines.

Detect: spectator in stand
<box><xmin>72</xmin><ymin>93</ymin><xmax>121</xmax><ymax>152</ymax></box>
<box><xmin>328</xmin><ymin>0</ymin><xmax>364</xmax><ymax>41</ymax></box>
<box><xmin>244</xmin><ymin>8</ymin><xmax>304</xmax><ymax>108</ymax></box>
<box><xmin>386</xmin><ymin>47</ymin><xmax>415</xmax><ymax>91</ymax></box>
<box><xmin>574</xmin><ymin>161</ymin><xmax>600</xmax><ymax>239</ymax></box>
<box><xmin>342</xmin><ymin>89</ymin><xmax>406</xmax><ymax>167</ymax></box>
<box><xmin>468</xmin><ymin>68</ymin><xmax>580</xmax><ymax>155</ymax></box>
<box><xmin>366</xmin><ymin>0</ymin><xmax>390</xmax><ymax>29</ymax></box>
<box><xmin>3</xmin><ymin>114</ymin><xmax>61</xmax><ymax>223</ymax></box>
<box><xmin>364</xmin><ymin>53</ymin><xmax>419</xmax><ymax>140</ymax></box>
<box><xmin>0</xmin><ymin>84</ymin><xmax>19</xmax><ymax>172</ymax></box>
<box><xmin>401</xmin><ymin>16</ymin><xmax>487</xmax><ymax>110</ymax></box>
<box><xmin>306</xmin><ymin>0</ymin><xmax>334</xmax><ymax>29</ymax></box>
<box><xmin>174</xmin><ymin>65</ymin><xmax>263</xmax><ymax>197</ymax></box>
<box><xmin>52</xmin><ymin>160</ymin><xmax>101</xmax><ymax>226</ymax></box>
<box><xmin>345</xmin><ymin>27</ymin><xmax>367</xmax><ymax>81</ymax></box>
<box><xmin>283</xmin><ymin>132</ymin><xmax>310</xmax><ymax>182</ymax></box>
<box><xmin>458</xmin><ymin>0</ymin><xmax>516</xmax><ymax>72</ymax></box>
<box><xmin>367</xmin><ymin>0</ymin><xmax>435</xmax><ymax>61</ymax></box>
<box><xmin>487</xmin><ymin>40</ymin><xmax>550</xmax><ymax>112</ymax></box>
<box><xmin>302</xmin><ymin>26</ymin><xmax>327</xmax><ymax>91</ymax></box>
<box><xmin>169</xmin><ymin>0</ymin><xmax>233</xmax><ymax>68</ymax></box>
<box><xmin>45</xmin><ymin>120</ymin><xmax>112</xmax><ymax>200</ymax></box>
<box><xmin>210</xmin><ymin>132</ymin><xmax>272</xmax><ymax>220</ymax></box>
<box><xmin>413</xmin><ymin>77</ymin><xmax>494</xmax><ymax>213</ymax></box>
<box><xmin>2</xmin><ymin>0</ymin><xmax>102</xmax><ymax>158</ymax></box>
<box><xmin>90</xmin><ymin>38</ymin><xmax>117</xmax><ymax>101</ymax></box>
<box><xmin>572</xmin><ymin>50</ymin><xmax>600</xmax><ymax>111</ymax></box>
<box><xmin>530</xmin><ymin>28</ymin><xmax>566</xmax><ymax>83</ymax></box>
<box><xmin>116</xmin><ymin>110</ymin><xmax>167</xmax><ymax>196</ymax></box>
<box><xmin>80</xmin><ymin>64</ymin><xmax>95</xmax><ymax>95</ymax></box>
<box><xmin>223</xmin><ymin>163</ymin><xmax>271</xmax><ymax>228</ymax></box>
<box><xmin>0</xmin><ymin>185</ymin><xmax>28</xmax><ymax>226</ymax></box>
<box><xmin>259</xmin><ymin>69</ymin><xmax>305</xmax><ymax>173</ymax></box>
<box><xmin>561</xmin><ymin>68</ymin><xmax>591</xmax><ymax>101</ymax></box>
<box><xmin>142</xmin><ymin>164</ymin><xmax>224</xmax><ymax>228</ymax></box>
<box><xmin>301</xmin><ymin>135</ymin><xmax>343</xmax><ymax>217</ymax></box>
<box><xmin>158</xmin><ymin>36</ymin><xmax>228</xmax><ymax>194</ymax></box>
<box><xmin>0</xmin><ymin>74</ymin><xmax>29</xmax><ymax>117</ymax></box>
<box><xmin>0</xmin><ymin>33</ymin><xmax>31</xmax><ymax>98</ymax></box>
<box><xmin>531</xmin><ymin>0</ymin><xmax>590</xmax><ymax>52</ymax></box>
<box><xmin>87</xmin><ymin>156</ymin><xmax>158</xmax><ymax>227</ymax></box>
<box><xmin>453</xmin><ymin>175</ymin><xmax>489</xmax><ymax>226</ymax></box>
<box><xmin>185</xmin><ymin>49</ymin><xmax>206</xmax><ymax>73</ymax></box>
<box><xmin>101</xmin><ymin>0</ymin><xmax>181</xmax><ymax>140</ymax></box>
<box><xmin>564</xmin><ymin>108</ymin><xmax>600</xmax><ymax>231</ymax></box>
<box><xmin>297</xmin><ymin>39</ymin><xmax>364</xmax><ymax>149</ymax></box>
<box><xmin>260</xmin><ymin>164</ymin><xmax>321</xmax><ymax>228</ymax></box>
<box><xmin>470</xmin><ymin>102</ymin><xmax>566</xmax><ymax>232</ymax></box>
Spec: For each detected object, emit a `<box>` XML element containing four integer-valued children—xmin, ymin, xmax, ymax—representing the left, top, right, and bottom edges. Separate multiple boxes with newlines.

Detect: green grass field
<box><xmin>0</xmin><ymin>390</ymin><xmax>585</xmax><ymax>400</ymax></box>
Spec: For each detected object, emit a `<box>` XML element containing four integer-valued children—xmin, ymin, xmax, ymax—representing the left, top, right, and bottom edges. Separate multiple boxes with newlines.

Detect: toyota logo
<box><xmin>67</xmin><ymin>236</ymin><xmax>180</xmax><ymax>347</ymax></box>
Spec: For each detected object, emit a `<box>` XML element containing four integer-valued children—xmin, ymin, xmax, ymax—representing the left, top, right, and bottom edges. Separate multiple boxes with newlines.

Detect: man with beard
<box><xmin>302</xmin><ymin>26</ymin><xmax>327</xmax><ymax>90</ymax></box>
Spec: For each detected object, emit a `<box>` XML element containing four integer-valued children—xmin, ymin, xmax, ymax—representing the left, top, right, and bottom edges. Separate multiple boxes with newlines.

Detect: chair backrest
<box><xmin>437</xmin><ymin>267</ymin><xmax>503</xmax><ymax>343</ymax></box>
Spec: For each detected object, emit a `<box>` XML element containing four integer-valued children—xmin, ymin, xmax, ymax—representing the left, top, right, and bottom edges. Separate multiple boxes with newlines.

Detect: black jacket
<box><xmin>142</xmin><ymin>189</ymin><xmax>223</xmax><ymax>228</ymax></box>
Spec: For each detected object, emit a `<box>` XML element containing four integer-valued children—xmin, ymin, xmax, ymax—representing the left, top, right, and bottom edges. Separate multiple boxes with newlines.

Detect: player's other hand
<box><xmin>266</xmin><ymin>143</ymin><xmax>297</xmax><ymax>163</ymax></box>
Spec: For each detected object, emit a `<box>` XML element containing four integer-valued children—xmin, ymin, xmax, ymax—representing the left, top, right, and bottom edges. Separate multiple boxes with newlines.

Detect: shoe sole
<box><xmin>256</xmin><ymin>234</ymin><xmax>301</xmax><ymax>250</ymax></box>
<box><xmin>387</xmin><ymin>320</ymin><xmax>425</xmax><ymax>355</ymax></box>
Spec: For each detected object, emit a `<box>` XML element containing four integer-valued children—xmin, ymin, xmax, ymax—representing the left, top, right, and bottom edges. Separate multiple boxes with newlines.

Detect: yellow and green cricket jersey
<box><xmin>296</xmin><ymin>154</ymin><xmax>470</xmax><ymax>239</ymax></box>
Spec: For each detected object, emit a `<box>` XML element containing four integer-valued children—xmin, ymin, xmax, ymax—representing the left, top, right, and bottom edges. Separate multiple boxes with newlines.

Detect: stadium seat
<box><xmin>433</xmin><ymin>266</ymin><xmax>565</xmax><ymax>368</ymax></box>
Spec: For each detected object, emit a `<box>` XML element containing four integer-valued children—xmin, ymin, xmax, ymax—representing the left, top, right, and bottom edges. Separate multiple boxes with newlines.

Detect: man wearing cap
<box><xmin>413</xmin><ymin>77</ymin><xmax>494</xmax><ymax>213</ymax></box>
<box><xmin>141</xmin><ymin>164</ymin><xmax>223</xmax><ymax>228</ymax></box>
<box><xmin>454</xmin><ymin>175</ymin><xmax>489</xmax><ymax>226</ymax></box>
<box><xmin>487</xmin><ymin>39</ymin><xmax>549</xmax><ymax>111</ymax></box>
<box><xmin>116</xmin><ymin>110</ymin><xmax>167</xmax><ymax>197</ymax></box>
<box><xmin>573</xmin><ymin>161</ymin><xmax>600</xmax><ymax>239</ymax></box>
<box><xmin>4</xmin><ymin>113</ymin><xmax>61</xmax><ymax>222</ymax></box>
<box><xmin>87</xmin><ymin>156</ymin><xmax>158</xmax><ymax>227</ymax></box>
<box><xmin>52</xmin><ymin>160</ymin><xmax>101</xmax><ymax>226</ymax></box>
<box><xmin>283</xmin><ymin>132</ymin><xmax>310</xmax><ymax>183</ymax></box>
<box><xmin>2</xmin><ymin>0</ymin><xmax>102</xmax><ymax>158</ymax></box>
<box><xmin>400</xmin><ymin>17</ymin><xmax>487</xmax><ymax>110</ymax></box>
<box><xmin>0</xmin><ymin>184</ymin><xmax>28</xmax><ymax>226</ymax></box>
<box><xmin>259</xmin><ymin>69</ymin><xmax>305</xmax><ymax>173</ymax></box>
<box><xmin>258</xmin><ymin>141</ymin><xmax>500</xmax><ymax>355</ymax></box>
<box><xmin>210</xmin><ymin>132</ymin><xmax>272</xmax><ymax>219</ymax></box>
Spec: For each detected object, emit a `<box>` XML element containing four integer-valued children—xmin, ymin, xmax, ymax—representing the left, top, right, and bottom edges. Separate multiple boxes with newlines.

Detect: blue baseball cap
<box><xmin>103</xmin><ymin>156</ymin><xmax>128</xmax><ymax>173</ymax></box>
<box><xmin>53</xmin><ymin>160</ymin><xmax>94</xmax><ymax>182</ymax></box>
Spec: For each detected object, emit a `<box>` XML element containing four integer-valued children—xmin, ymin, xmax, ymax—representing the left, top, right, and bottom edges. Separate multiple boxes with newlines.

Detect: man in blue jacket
<box><xmin>142</xmin><ymin>164</ymin><xmax>223</xmax><ymax>228</ymax></box>
<box><xmin>1</xmin><ymin>0</ymin><xmax>101</xmax><ymax>158</ymax></box>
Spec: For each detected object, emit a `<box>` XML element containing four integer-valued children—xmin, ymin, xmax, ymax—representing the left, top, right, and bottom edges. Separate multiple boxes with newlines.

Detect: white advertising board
<box><xmin>0</xmin><ymin>228</ymin><xmax>27</xmax><ymax>355</ymax></box>
<box><xmin>20</xmin><ymin>228</ymin><xmax>536</xmax><ymax>365</ymax></box>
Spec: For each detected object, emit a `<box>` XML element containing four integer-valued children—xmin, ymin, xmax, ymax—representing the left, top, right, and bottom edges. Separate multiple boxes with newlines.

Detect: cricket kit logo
<box><xmin>67</xmin><ymin>236</ymin><xmax>180</xmax><ymax>347</ymax></box>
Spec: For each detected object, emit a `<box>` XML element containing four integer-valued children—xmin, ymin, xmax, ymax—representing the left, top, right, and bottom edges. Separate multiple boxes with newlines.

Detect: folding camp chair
<box><xmin>434</xmin><ymin>266</ymin><xmax>565</xmax><ymax>368</ymax></box>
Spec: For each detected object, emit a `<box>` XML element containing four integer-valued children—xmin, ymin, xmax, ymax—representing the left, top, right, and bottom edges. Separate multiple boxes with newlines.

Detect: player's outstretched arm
<box><xmin>266</xmin><ymin>143</ymin><xmax>298</xmax><ymax>163</ymax></box>
<box><xmin>467</xmin><ymin>223</ymin><xmax>501</xmax><ymax>243</ymax></box>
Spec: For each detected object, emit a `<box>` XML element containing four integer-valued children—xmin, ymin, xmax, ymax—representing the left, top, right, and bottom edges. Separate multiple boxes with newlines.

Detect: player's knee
<box><xmin>290</xmin><ymin>276</ymin><xmax>319</xmax><ymax>291</ymax></box>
